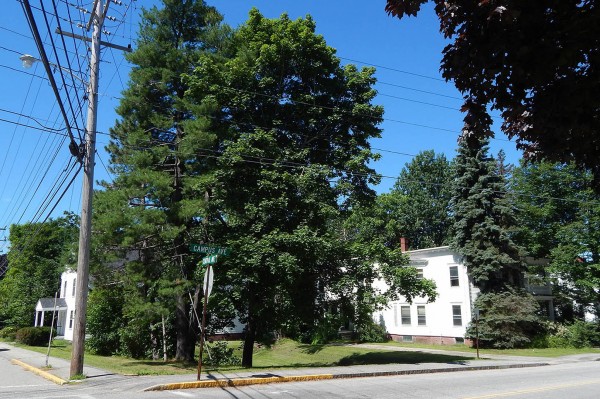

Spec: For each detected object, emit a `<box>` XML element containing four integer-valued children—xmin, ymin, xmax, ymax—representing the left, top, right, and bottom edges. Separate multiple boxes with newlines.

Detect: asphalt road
<box><xmin>157</xmin><ymin>361</ymin><xmax>600</xmax><ymax>399</ymax></box>
<box><xmin>0</xmin><ymin>348</ymin><xmax>62</xmax><ymax>398</ymax></box>
<box><xmin>1</xmin><ymin>357</ymin><xmax>599</xmax><ymax>399</ymax></box>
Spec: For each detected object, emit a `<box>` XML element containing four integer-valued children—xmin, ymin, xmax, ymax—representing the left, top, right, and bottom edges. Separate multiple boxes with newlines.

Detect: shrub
<box><xmin>86</xmin><ymin>288</ymin><xmax>124</xmax><ymax>356</ymax></box>
<box><xmin>15</xmin><ymin>327</ymin><xmax>54</xmax><ymax>346</ymax></box>
<box><xmin>357</xmin><ymin>321</ymin><xmax>389</xmax><ymax>343</ymax></box>
<box><xmin>467</xmin><ymin>289</ymin><xmax>546</xmax><ymax>349</ymax></box>
<box><xmin>0</xmin><ymin>326</ymin><xmax>19</xmax><ymax>341</ymax></box>
<box><xmin>204</xmin><ymin>341</ymin><xmax>241</xmax><ymax>366</ymax></box>
<box><xmin>543</xmin><ymin>320</ymin><xmax>600</xmax><ymax>348</ymax></box>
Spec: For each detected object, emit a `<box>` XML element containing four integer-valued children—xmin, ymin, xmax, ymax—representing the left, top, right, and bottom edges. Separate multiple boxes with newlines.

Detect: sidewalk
<box><xmin>0</xmin><ymin>342</ymin><xmax>113</xmax><ymax>384</ymax></box>
<box><xmin>3</xmin><ymin>341</ymin><xmax>590</xmax><ymax>391</ymax></box>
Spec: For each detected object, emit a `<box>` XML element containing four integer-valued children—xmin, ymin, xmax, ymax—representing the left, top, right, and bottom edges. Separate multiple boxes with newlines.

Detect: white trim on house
<box><xmin>34</xmin><ymin>270</ymin><xmax>77</xmax><ymax>340</ymax></box>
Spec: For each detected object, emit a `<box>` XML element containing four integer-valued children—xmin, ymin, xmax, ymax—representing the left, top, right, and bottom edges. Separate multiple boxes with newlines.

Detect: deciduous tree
<box><xmin>385</xmin><ymin>0</ymin><xmax>600</xmax><ymax>186</ymax></box>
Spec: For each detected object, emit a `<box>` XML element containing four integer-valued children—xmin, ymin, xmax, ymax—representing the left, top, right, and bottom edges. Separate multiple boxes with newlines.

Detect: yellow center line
<box><xmin>462</xmin><ymin>379</ymin><xmax>600</xmax><ymax>399</ymax></box>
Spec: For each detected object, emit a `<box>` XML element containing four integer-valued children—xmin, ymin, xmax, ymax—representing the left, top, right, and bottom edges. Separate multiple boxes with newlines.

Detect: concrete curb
<box><xmin>144</xmin><ymin>362</ymin><xmax>550</xmax><ymax>391</ymax></box>
<box><xmin>11</xmin><ymin>358</ymin><xmax>68</xmax><ymax>385</ymax></box>
<box><xmin>145</xmin><ymin>374</ymin><xmax>335</xmax><ymax>391</ymax></box>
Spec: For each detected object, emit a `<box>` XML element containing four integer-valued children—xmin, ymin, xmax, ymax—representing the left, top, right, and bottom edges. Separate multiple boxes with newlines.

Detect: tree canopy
<box><xmin>182</xmin><ymin>9</ymin><xmax>435</xmax><ymax>366</ymax></box>
<box><xmin>385</xmin><ymin>0</ymin><xmax>600</xmax><ymax>186</ymax></box>
<box><xmin>511</xmin><ymin>161</ymin><xmax>600</xmax><ymax>320</ymax></box>
<box><xmin>95</xmin><ymin>0</ymin><xmax>225</xmax><ymax>361</ymax></box>
<box><xmin>0</xmin><ymin>215</ymin><xmax>78</xmax><ymax>327</ymax></box>
<box><xmin>387</xmin><ymin>150</ymin><xmax>453</xmax><ymax>250</ymax></box>
<box><xmin>450</xmin><ymin>136</ymin><xmax>523</xmax><ymax>292</ymax></box>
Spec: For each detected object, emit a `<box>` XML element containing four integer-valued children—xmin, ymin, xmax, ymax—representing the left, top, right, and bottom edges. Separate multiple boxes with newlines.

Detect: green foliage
<box><xmin>204</xmin><ymin>341</ymin><xmax>241</xmax><ymax>366</ymax></box>
<box><xmin>450</xmin><ymin>136</ymin><xmax>524</xmax><ymax>292</ymax></box>
<box><xmin>86</xmin><ymin>287</ymin><xmax>125</xmax><ymax>356</ymax></box>
<box><xmin>298</xmin><ymin>313</ymin><xmax>345</xmax><ymax>345</ymax></box>
<box><xmin>95</xmin><ymin>0</ymin><xmax>226</xmax><ymax>362</ymax></box>
<box><xmin>467</xmin><ymin>290</ymin><xmax>546</xmax><ymax>349</ymax></box>
<box><xmin>0</xmin><ymin>326</ymin><xmax>18</xmax><ymax>341</ymax></box>
<box><xmin>387</xmin><ymin>150</ymin><xmax>453</xmax><ymax>249</ymax></box>
<box><xmin>510</xmin><ymin>161</ymin><xmax>600</xmax><ymax>321</ymax></box>
<box><xmin>183</xmin><ymin>9</ymin><xmax>386</xmax><ymax>367</ymax></box>
<box><xmin>0</xmin><ymin>215</ymin><xmax>78</xmax><ymax>327</ymax></box>
<box><xmin>15</xmin><ymin>327</ymin><xmax>54</xmax><ymax>346</ymax></box>
<box><xmin>357</xmin><ymin>320</ymin><xmax>389</xmax><ymax>343</ymax></box>
<box><xmin>542</xmin><ymin>321</ymin><xmax>600</xmax><ymax>349</ymax></box>
<box><xmin>386</xmin><ymin>1</ymin><xmax>600</xmax><ymax>185</ymax></box>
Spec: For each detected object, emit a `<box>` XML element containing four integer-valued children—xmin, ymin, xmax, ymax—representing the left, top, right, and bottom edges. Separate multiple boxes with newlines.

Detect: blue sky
<box><xmin>0</xmin><ymin>0</ymin><xmax>521</xmax><ymax>251</ymax></box>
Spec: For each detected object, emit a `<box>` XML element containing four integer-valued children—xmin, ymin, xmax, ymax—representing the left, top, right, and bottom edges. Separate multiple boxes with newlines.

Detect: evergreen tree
<box><xmin>450</xmin><ymin>136</ymin><xmax>524</xmax><ymax>292</ymax></box>
<box><xmin>450</xmin><ymin>134</ymin><xmax>544</xmax><ymax>347</ymax></box>
<box><xmin>94</xmin><ymin>0</ymin><xmax>225</xmax><ymax>361</ymax></box>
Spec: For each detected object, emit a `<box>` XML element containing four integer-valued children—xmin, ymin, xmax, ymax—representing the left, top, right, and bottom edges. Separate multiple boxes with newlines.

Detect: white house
<box><xmin>34</xmin><ymin>270</ymin><xmax>77</xmax><ymax>341</ymax></box>
<box><xmin>373</xmin><ymin>246</ymin><xmax>554</xmax><ymax>345</ymax></box>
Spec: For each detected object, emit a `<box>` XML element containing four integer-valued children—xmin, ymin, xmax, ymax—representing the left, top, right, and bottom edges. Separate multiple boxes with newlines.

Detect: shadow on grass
<box><xmin>121</xmin><ymin>360</ymin><xmax>197</xmax><ymax>370</ymax></box>
<box><xmin>298</xmin><ymin>344</ymin><xmax>326</xmax><ymax>355</ymax></box>
<box><xmin>337</xmin><ymin>351</ymin><xmax>473</xmax><ymax>366</ymax></box>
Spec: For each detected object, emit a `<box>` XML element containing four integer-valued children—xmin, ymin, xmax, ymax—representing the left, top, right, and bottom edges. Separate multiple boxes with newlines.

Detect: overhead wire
<box><xmin>40</xmin><ymin>0</ymin><xmax>86</xmax><ymax>141</ymax></box>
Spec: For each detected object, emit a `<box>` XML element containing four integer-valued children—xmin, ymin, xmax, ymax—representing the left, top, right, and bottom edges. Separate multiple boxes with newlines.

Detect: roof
<box><xmin>36</xmin><ymin>298</ymin><xmax>68</xmax><ymax>311</ymax></box>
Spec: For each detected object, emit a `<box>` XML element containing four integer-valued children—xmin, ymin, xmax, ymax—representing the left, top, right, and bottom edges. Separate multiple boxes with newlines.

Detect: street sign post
<box><xmin>191</xmin><ymin>243</ymin><xmax>231</xmax><ymax>381</ymax></box>
<box><xmin>189</xmin><ymin>243</ymin><xmax>230</xmax><ymax>256</ymax></box>
<box><xmin>203</xmin><ymin>265</ymin><xmax>214</xmax><ymax>298</ymax></box>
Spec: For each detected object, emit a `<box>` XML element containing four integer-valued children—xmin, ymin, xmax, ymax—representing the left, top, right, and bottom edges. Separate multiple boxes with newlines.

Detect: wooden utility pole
<box><xmin>65</xmin><ymin>0</ymin><xmax>130</xmax><ymax>378</ymax></box>
<box><xmin>69</xmin><ymin>0</ymin><xmax>104</xmax><ymax>378</ymax></box>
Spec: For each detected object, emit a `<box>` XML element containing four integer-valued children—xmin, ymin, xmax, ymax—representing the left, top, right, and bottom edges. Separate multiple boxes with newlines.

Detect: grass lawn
<box><xmin>6</xmin><ymin>338</ymin><xmax>599</xmax><ymax>376</ymax></box>
<box><xmin>379</xmin><ymin>340</ymin><xmax>600</xmax><ymax>357</ymax></box>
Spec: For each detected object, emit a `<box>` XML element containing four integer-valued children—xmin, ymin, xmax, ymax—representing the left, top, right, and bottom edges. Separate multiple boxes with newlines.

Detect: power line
<box><xmin>339</xmin><ymin>56</ymin><xmax>446</xmax><ymax>82</ymax></box>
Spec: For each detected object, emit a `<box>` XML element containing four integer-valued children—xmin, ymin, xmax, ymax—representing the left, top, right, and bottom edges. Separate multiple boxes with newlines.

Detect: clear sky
<box><xmin>0</xmin><ymin>0</ymin><xmax>521</xmax><ymax>252</ymax></box>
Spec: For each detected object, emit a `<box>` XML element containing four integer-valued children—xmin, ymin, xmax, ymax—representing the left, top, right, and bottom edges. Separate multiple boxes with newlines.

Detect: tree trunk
<box><xmin>175</xmin><ymin>294</ymin><xmax>195</xmax><ymax>361</ymax></box>
<box><xmin>162</xmin><ymin>315</ymin><xmax>168</xmax><ymax>362</ymax></box>
<box><xmin>150</xmin><ymin>322</ymin><xmax>159</xmax><ymax>360</ymax></box>
<box><xmin>242</xmin><ymin>319</ymin><xmax>255</xmax><ymax>368</ymax></box>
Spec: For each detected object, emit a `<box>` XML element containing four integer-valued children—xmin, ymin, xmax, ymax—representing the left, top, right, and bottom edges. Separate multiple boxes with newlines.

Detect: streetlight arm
<box><xmin>20</xmin><ymin>54</ymin><xmax>88</xmax><ymax>85</ymax></box>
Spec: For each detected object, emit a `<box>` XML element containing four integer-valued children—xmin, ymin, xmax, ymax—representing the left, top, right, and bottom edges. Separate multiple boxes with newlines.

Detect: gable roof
<box><xmin>36</xmin><ymin>298</ymin><xmax>68</xmax><ymax>311</ymax></box>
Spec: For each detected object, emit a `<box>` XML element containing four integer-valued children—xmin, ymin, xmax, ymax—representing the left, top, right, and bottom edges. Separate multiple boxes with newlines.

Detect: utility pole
<box><xmin>69</xmin><ymin>0</ymin><xmax>104</xmax><ymax>378</ymax></box>
<box><xmin>21</xmin><ymin>0</ymin><xmax>130</xmax><ymax>378</ymax></box>
<box><xmin>64</xmin><ymin>0</ymin><xmax>130</xmax><ymax>378</ymax></box>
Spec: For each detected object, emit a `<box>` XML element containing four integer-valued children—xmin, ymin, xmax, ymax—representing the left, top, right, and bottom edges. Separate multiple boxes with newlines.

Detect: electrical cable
<box><xmin>20</xmin><ymin>0</ymin><xmax>81</xmax><ymax>160</ymax></box>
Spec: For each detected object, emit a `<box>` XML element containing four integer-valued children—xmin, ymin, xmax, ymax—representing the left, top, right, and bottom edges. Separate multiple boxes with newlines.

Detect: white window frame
<box><xmin>450</xmin><ymin>266</ymin><xmax>459</xmax><ymax>287</ymax></box>
<box><xmin>452</xmin><ymin>304</ymin><xmax>462</xmax><ymax>326</ymax></box>
<box><xmin>417</xmin><ymin>305</ymin><xmax>426</xmax><ymax>326</ymax></box>
<box><xmin>401</xmin><ymin>306</ymin><xmax>411</xmax><ymax>326</ymax></box>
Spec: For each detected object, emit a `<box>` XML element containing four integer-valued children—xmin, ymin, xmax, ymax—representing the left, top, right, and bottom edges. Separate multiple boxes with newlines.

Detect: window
<box><xmin>401</xmin><ymin>306</ymin><xmax>411</xmax><ymax>325</ymax></box>
<box><xmin>69</xmin><ymin>310</ymin><xmax>74</xmax><ymax>329</ymax></box>
<box><xmin>416</xmin><ymin>268</ymin><xmax>423</xmax><ymax>279</ymax></box>
<box><xmin>417</xmin><ymin>305</ymin><xmax>426</xmax><ymax>326</ymax></box>
<box><xmin>72</xmin><ymin>278</ymin><xmax>76</xmax><ymax>297</ymax></box>
<box><xmin>63</xmin><ymin>281</ymin><xmax>67</xmax><ymax>298</ymax></box>
<box><xmin>450</xmin><ymin>266</ymin><xmax>459</xmax><ymax>287</ymax></box>
<box><xmin>452</xmin><ymin>305</ymin><xmax>462</xmax><ymax>326</ymax></box>
<box><xmin>393</xmin><ymin>304</ymin><xmax>398</xmax><ymax>327</ymax></box>
<box><xmin>402</xmin><ymin>335</ymin><xmax>413</xmax><ymax>342</ymax></box>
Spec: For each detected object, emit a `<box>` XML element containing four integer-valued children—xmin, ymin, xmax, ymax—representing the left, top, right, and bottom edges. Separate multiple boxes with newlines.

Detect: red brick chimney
<box><xmin>400</xmin><ymin>237</ymin><xmax>408</xmax><ymax>252</ymax></box>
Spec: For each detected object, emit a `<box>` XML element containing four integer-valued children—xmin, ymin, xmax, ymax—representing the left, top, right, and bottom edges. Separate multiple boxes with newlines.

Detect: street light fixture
<box><xmin>19</xmin><ymin>54</ymin><xmax>37</xmax><ymax>68</ymax></box>
<box><xmin>20</xmin><ymin>53</ymin><xmax>88</xmax><ymax>85</ymax></box>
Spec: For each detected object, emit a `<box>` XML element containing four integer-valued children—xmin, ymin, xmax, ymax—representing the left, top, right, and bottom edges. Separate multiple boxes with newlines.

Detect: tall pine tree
<box><xmin>450</xmin><ymin>136</ymin><xmax>523</xmax><ymax>292</ymax></box>
<box><xmin>450</xmin><ymin>131</ymin><xmax>544</xmax><ymax>347</ymax></box>
<box><xmin>94</xmin><ymin>0</ymin><xmax>225</xmax><ymax>361</ymax></box>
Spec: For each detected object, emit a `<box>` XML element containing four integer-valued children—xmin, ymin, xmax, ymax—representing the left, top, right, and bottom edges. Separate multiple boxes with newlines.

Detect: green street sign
<box><xmin>189</xmin><ymin>243</ymin><xmax>231</xmax><ymax>256</ymax></box>
<box><xmin>202</xmin><ymin>255</ymin><xmax>218</xmax><ymax>265</ymax></box>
